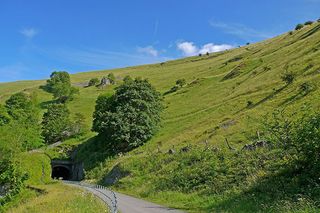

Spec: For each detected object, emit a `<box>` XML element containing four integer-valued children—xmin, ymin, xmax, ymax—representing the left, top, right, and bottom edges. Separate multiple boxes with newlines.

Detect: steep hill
<box><xmin>1</xmin><ymin>21</ymin><xmax>320</xmax><ymax>212</ymax></box>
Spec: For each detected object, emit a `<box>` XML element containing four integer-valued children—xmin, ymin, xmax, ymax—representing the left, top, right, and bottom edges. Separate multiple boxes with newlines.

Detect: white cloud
<box><xmin>137</xmin><ymin>46</ymin><xmax>158</xmax><ymax>57</ymax></box>
<box><xmin>209</xmin><ymin>21</ymin><xmax>273</xmax><ymax>41</ymax></box>
<box><xmin>199</xmin><ymin>43</ymin><xmax>234</xmax><ymax>54</ymax></box>
<box><xmin>177</xmin><ymin>41</ymin><xmax>233</xmax><ymax>56</ymax></box>
<box><xmin>177</xmin><ymin>42</ymin><xmax>199</xmax><ymax>56</ymax></box>
<box><xmin>20</xmin><ymin>28</ymin><xmax>38</xmax><ymax>39</ymax></box>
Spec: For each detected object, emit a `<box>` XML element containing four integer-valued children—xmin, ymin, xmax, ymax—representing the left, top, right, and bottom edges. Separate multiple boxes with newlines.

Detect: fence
<box><xmin>63</xmin><ymin>180</ymin><xmax>118</xmax><ymax>213</ymax></box>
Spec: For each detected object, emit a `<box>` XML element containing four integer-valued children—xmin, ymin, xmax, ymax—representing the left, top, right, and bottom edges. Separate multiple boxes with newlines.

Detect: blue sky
<box><xmin>0</xmin><ymin>0</ymin><xmax>319</xmax><ymax>82</ymax></box>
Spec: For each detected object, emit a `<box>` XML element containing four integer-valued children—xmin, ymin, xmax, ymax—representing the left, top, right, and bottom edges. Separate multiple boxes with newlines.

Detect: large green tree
<box><xmin>45</xmin><ymin>71</ymin><xmax>79</xmax><ymax>102</ymax></box>
<box><xmin>3</xmin><ymin>92</ymin><xmax>43</xmax><ymax>149</ymax></box>
<box><xmin>41</xmin><ymin>104</ymin><xmax>71</xmax><ymax>144</ymax></box>
<box><xmin>93</xmin><ymin>77</ymin><xmax>163</xmax><ymax>152</ymax></box>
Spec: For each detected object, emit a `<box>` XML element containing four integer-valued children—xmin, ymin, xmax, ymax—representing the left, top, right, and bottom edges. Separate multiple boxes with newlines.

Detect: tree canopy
<box><xmin>45</xmin><ymin>71</ymin><xmax>79</xmax><ymax>102</ymax></box>
<box><xmin>41</xmin><ymin>103</ymin><xmax>71</xmax><ymax>144</ymax></box>
<box><xmin>92</xmin><ymin>77</ymin><xmax>163</xmax><ymax>152</ymax></box>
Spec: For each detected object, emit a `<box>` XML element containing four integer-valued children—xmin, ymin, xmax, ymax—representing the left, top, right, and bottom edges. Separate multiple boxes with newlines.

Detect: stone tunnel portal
<box><xmin>51</xmin><ymin>160</ymin><xmax>84</xmax><ymax>181</ymax></box>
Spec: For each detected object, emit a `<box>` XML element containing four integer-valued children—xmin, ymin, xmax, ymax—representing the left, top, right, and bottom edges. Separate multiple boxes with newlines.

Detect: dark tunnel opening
<box><xmin>51</xmin><ymin>166</ymin><xmax>71</xmax><ymax>180</ymax></box>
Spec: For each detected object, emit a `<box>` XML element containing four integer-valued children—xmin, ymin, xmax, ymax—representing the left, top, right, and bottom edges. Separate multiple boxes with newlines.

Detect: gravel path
<box><xmin>64</xmin><ymin>181</ymin><xmax>184</xmax><ymax>213</ymax></box>
<box><xmin>115</xmin><ymin>192</ymin><xmax>185</xmax><ymax>213</ymax></box>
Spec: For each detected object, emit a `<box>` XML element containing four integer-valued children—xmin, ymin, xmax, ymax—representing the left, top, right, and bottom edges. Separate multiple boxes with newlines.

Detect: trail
<box><xmin>63</xmin><ymin>181</ymin><xmax>184</xmax><ymax>213</ymax></box>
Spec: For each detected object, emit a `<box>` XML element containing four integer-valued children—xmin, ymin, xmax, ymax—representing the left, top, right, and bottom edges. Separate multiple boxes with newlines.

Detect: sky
<box><xmin>0</xmin><ymin>0</ymin><xmax>319</xmax><ymax>82</ymax></box>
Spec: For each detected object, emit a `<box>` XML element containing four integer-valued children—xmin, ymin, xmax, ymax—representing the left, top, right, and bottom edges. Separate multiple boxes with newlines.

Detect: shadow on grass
<box><xmin>234</xmin><ymin>84</ymin><xmax>288</xmax><ymax>115</ymax></box>
<box><xmin>279</xmin><ymin>91</ymin><xmax>311</xmax><ymax>106</ymax></box>
<box><xmin>74</xmin><ymin>136</ymin><xmax>117</xmax><ymax>171</ymax></box>
<box><xmin>211</xmin><ymin>165</ymin><xmax>320</xmax><ymax>213</ymax></box>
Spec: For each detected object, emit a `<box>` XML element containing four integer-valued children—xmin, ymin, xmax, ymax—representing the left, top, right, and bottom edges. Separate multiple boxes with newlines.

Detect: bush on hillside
<box><xmin>299</xmin><ymin>82</ymin><xmax>313</xmax><ymax>94</ymax></box>
<box><xmin>41</xmin><ymin>104</ymin><xmax>71</xmax><ymax>144</ymax></box>
<box><xmin>295</xmin><ymin>24</ymin><xmax>304</xmax><ymax>30</ymax></box>
<box><xmin>88</xmin><ymin>78</ymin><xmax>100</xmax><ymax>87</ymax></box>
<box><xmin>281</xmin><ymin>72</ymin><xmax>295</xmax><ymax>84</ymax></box>
<box><xmin>69</xmin><ymin>113</ymin><xmax>88</xmax><ymax>137</ymax></box>
<box><xmin>92</xmin><ymin>78</ymin><xmax>163</xmax><ymax>152</ymax></box>
<box><xmin>0</xmin><ymin>105</ymin><xmax>10</xmax><ymax>126</ymax></box>
<box><xmin>107</xmin><ymin>73</ymin><xmax>116</xmax><ymax>85</ymax></box>
<box><xmin>44</xmin><ymin>71</ymin><xmax>79</xmax><ymax>103</ymax></box>
<box><xmin>176</xmin><ymin>79</ymin><xmax>186</xmax><ymax>88</ymax></box>
<box><xmin>264</xmin><ymin>107</ymin><xmax>320</xmax><ymax>172</ymax></box>
<box><xmin>304</xmin><ymin>21</ymin><xmax>313</xmax><ymax>25</ymax></box>
<box><xmin>123</xmin><ymin>75</ymin><xmax>133</xmax><ymax>84</ymax></box>
<box><xmin>0</xmin><ymin>158</ymin><xmax>28</xmax><ymax>206</ymax></box>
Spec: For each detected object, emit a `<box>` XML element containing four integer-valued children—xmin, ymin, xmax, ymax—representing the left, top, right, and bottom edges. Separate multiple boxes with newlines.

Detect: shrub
<box><xmin>123</xmin><ymin>75</ymin><xmax>133</xmax><ymax>84</ymax></box>
<box><xmin>247</xmin><ymin>101</ymin><xmax>254</xmax><ymax>107</ymax></box>
<box><xmin>92</xmin><ymin>78</ymin><xmax>163</xmax><ymax>152</ymax></box>
<box><xmin>88</xmin><ymin>78</ymin><xmax>100</xmax><ymax>87</ymax></box>
<box><xmin>304</xmin><ymin>21</ymin><xmax>313</xmax><ymax>25</ymax></box>
<box><xmin>41</xmin><ymin>104</ymin><xmax>71</xmax><ymax>144</ymax></box>
<box><xmin>295</xmin><ymin>24</ymin><xmax>304</xmax><ymax>30</ymax></box>
<box><xmin>107</xmin><ymin>73</ymin><xmax>116</xmax><ymax>85</ymax></box>
<box><xmin>318</xmin><ymin>18</ymin><xmax>320</xmax><ymax>22</ymax></box>
<box><xmin>300</xmin><ymin>82</ymin><xmax>313</xmax><ymax>93</ymax></box>
<box><xmin>69</xmin><ymin>113</ymin><xmax>88</xmax><ymax>136</ymax></box>
<box><xmin>289</xmin><ymin>31</ymin><xmax>293</xmax><ymax>35</ymax></box>
<box><xmin>176</xmin><ymin>79</ymin><xmax>186</xmax><ymax>87</ymax></box>
<box><xmin>281</xmin><ymin>72</ymin><xmax>295</xmax><ymax>84</ymax></box>
<box><xmin>264</xmin><ymin>108</ymin><xmax>320</xmax><ymax>170</ymax></box>
<box><xmin>0</xmin><ymin>105</ymin><xmax>10</xmax><ymax>126</ymax></box>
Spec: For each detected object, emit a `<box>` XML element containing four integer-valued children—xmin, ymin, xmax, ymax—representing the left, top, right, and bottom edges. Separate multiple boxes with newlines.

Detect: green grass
<box><xmin>1</xmin><ymin>22</ymin><xmax>320</xmax><ymax>212</ymax></box>
<box><xmin>6</xmin><ymin>183</ymin><xmax>109</xmax><ymax>213</ymax></box>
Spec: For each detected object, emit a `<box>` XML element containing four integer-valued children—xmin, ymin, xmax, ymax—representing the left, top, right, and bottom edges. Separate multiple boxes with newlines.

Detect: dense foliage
<box><xmin>41</xmin><ymin>104</ymin><xmax>71</xmax><ymax>144</ymax></box>
<box><xmin>92</xmin><ymin>78</ymin><xmax>163</xmax><ymax>152</ymax></box>
<box><xmin>45</xmin><ymin>71</ymin><xmax>79</xmax><ymax>102</ymax></box>
<box><xmin>88</xmin><ymin>78</ymin><xmax>100</xmax><ymax>87</ymax></box>
<box><xmin>0</xmin><ymin>92</ymin><xmax>43</xmax><ymax>206</ymax></box>
<box><xmin>3</xmin><ymin>92</ymin><xmax>42</xmax><ymax>149</ymax></box>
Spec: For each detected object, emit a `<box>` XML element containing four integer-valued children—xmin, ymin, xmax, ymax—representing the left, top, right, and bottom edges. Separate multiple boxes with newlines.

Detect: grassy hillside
<box><xmin>1</xmin><ymin>21</ymin><xmax>320</xmax><ymax>212</ymax></box>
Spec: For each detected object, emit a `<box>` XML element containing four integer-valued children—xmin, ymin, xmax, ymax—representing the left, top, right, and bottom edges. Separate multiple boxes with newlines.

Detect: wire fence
<box><xmin>63</xmin><ymin>180</ymin><xmax>118</xmax><ymax>213</ymax></box>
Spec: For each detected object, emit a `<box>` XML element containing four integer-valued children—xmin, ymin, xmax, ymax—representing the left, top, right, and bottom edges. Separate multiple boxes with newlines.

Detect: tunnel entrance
<box><xmin>51</xmin><ymin>159</ymin><xmax>84</xmax><ymax>181</ymax></box>
<box><xmin>51</xmin><ymin>166</ymin><xmax>71</xmax><ymax>180</ymax></box>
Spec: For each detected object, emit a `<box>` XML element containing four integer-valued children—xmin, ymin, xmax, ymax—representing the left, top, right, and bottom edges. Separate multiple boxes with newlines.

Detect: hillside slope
<box><xmin>1</xmin><ymin>21</ymin><xmax>320</xmax><ymax>212</ymax></box>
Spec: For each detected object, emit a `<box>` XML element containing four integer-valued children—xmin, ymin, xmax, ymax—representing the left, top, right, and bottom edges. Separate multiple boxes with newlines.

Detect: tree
<box><xmin>295</xmin><ymin>24</ymin><xmax>304</xmax><ymax>30</ymax></box>
<box><xmin>92</xmin><ymin>78</ymin><xmax>163</xmax><ymax>152</ymax></box>
<box><xmin>45</xmin><ymin>71</ymin><xmax>79</xmax><ymax>103</ymax></box>
<box><xmin>88</xmin><ymin>78</ymin><xmax>100</xmax><ymax>86</ymax></box>
<box><xmin>176</xmin><ymin>79</ymin><xmax>186</xmax><ymax>87</ymax></box>
<box><xmin>42</xmin><ymin>104</ymin><xmax>71</xmax><ymax>144</ymax></box>
<box><xmin>107</xmin><ymin>73</ymin><xmax>116</xmax><ymax>85</ymax></box>
<box><xmin>5</xmin><ymin>92</ymin><xmax>32</xmax><ymax>118</ymax></box>
<box><xmin>3</xmin><ymin>92</ymin><xmax>43</xmax><ymax>150</ymax></box>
